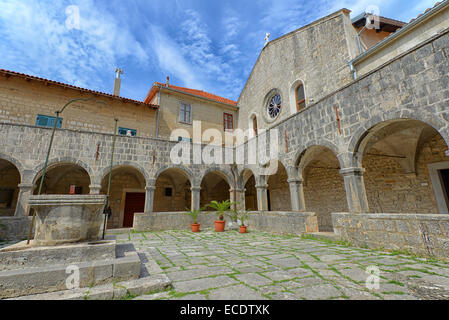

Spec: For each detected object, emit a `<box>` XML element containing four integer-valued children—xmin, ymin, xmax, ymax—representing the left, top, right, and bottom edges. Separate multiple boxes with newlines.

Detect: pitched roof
<box><xmin>409</xmin><ymin>1</ymin><xmax>443</xmax><ymax>22</ymax></box>
<box><xmin>145</xmin><ymin>82</ymin><xmax>237</xmax><ymax>107</ymax></box>
<box><xmin>0</xmin><ymin>68</ymin><xmax>158</xmax><ymax>108</ymax></box>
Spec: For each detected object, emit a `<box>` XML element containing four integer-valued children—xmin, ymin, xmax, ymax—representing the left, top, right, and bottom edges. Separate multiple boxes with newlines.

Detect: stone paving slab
<box><xmin>109</xmin><ymin>230</ymin><xmax>449</xmax><ymax>300</ymax></box>
<box><xmin>173</xmin><ymin>276</ymin><xmax>238</xmax><ymax>293</ymax></box>
<box><xmin>208</xmin><ymin>284</ymin><xmax>268</xmax><ymax>300</ymax></box>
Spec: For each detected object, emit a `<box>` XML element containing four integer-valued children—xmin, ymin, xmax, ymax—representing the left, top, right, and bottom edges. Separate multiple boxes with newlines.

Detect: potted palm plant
<box><xmin>237</xmin><ymin>210</ymin><xmax>251</xmax><ymax>234</ymax></box>
<box><xmin>183</xmin><ymin>207</ymin><xmax>204</xmax><ymax>232</ymax></box>
<box><xmin>207</xmin><ymin>200</ymin><xmax>235</xmax><ymax>232</ymax></box>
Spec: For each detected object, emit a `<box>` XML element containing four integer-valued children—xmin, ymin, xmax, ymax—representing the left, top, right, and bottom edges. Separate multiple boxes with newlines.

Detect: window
<box><xmin>252</xmin><ymin>116</ymin><xmax>258</xmax><ymax>136</ymax></box>
<box><xmin>164</xmin><ymin>188</ymin><xmax>173</xmax><ymax>197</ymax></box>
<box><xmin>179</xmin><ymin>103</ymin><xmax>192</xmax><ymax>124</ymax></box>
<box><xmin>223</xmin><ymin>113</ymin><xmax>234</xmax><ymax>131</ymax></box>
<box><xmin>178</xmin><ymin>136</ymin><xmax>192</xmax><ymax>143</ymax></box>
<box><xmin>267</xmin><ymin>94</ymin><xmax>282</xmax><ymax>119</ymax></box>
<box><xmin>296</xmin><ymin>83</ymin><xmax>306</xmax><ymax>112</ymax></box>
<box><xmin>35</xmin><ymin>114</ymin><xmax>63</xmax><ymax>128</ymax></box>
<box><xmin>118</xmin><ymin>127</ymin><xmax>137</xmax><ymax>136</ymax></box>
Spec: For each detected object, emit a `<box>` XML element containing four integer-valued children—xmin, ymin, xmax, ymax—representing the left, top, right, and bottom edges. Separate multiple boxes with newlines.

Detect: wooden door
<box><xmin>123</xmin><ymin>192</ymin><xmax>145</xmax><ymax>228</ymax></box>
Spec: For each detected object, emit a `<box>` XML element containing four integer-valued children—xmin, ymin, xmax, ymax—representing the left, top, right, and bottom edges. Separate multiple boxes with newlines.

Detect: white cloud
<box><xmin>150</xmin><ymin>25</ymin><xmax>204</xmax><ymax>89</ymax></box>
<box><xmin>0</xmin><ymin>0</ymin><xmax>149</xmax><ymax>92</ymax></box>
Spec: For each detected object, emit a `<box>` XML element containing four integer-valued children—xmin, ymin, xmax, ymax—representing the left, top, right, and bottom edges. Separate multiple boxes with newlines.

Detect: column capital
<box><xmin>146</xmin><ymin>185</ymin><xmax>156</xmax><ymax>191</ymax></box>
<box><xmin>255</xmin><ymin>184</ymin><xmax>268</xmax><ymax>189</ymax></box>
<box><xmin>18</xmin><ymin>183</ymin><xmax>34</xmax><ymax>190</ymax></box>
<box><xmin>229</xmin><ymin>188</ymin><xmax>245</xmax><ymax>193</ymax></box>
<box><xmin>191</xmin><ymin>186</ymin><xmax>202</xmax><ymax>192</ymax></box>
<box><xmin>339</xmin><ymin>167</ymin><xmax>365</xmax><ymax>176</ymax></box>
<box><xmin>287</xmin><ymin>178</ymin><xmax>303</xmax><ymax>184</ymax></box>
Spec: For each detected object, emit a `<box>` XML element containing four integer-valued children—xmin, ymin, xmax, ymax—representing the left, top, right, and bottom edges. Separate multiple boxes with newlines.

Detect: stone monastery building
<box><xmin>1</xmin><ymin>2</ymin><xmax>449</xmax><ymax>256</ymax></box>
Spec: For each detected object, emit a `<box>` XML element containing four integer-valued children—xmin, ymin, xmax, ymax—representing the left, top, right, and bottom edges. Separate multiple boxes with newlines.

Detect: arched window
<box><xmin>252</xmin><ymin>115</ymin><xmax>258</xmax><ymax>136</ymax></box>
<box><xmin>295</xmin><ymin>83</ymin><xmax>306</xmax><ymax>112</ymax></box>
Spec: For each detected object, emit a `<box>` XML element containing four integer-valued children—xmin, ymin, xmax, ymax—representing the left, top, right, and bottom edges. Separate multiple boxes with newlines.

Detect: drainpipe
<box><xmin>155</xmin><ymin>85</ymin><xmax>162</xmax><ymax>138</ymax></box>
<box><xmin>231</xmin><ymin>164</ymin><xmax>237</xmax><ymax>212</ymax></box>
<box><xmin>348</xmin><ymin>60</ymin><xmax>357</xmax><ymax>80</ymax></box>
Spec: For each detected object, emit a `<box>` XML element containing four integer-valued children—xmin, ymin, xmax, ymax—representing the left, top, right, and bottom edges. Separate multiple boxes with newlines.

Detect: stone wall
<box><xmin>158</xmin><ymin>90</ymin><xmax>238</xmax><ymax>142</ymax></box>
<box><xmin>0</xmin><ymin>76</ymin><xmax>158</xmax><ymax>137</ymax></box>
<box><xmin>134</xmin><ymin>211</ymin><xmax>318</xmax><ymax>235</ymax></box>
<box><xmin>332</xmin><ymin>212</ymin><xmax>449</xmax><ymax>259</ymax></box>
<box><xmin>0</xmin><ymin>217</ymin><xmax>33</xmax><ymax>241</ymax></box>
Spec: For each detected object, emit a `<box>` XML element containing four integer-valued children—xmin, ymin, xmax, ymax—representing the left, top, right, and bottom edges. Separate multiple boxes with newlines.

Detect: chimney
<box><xmin>166</xmin><ymin>76</ymin><xmax>170</xmax><ymax>87</ymax></box>
<box><xmin>113</xmin><ymin>68</ymin><xmax>123</xmax><ymax>96</ymax></box>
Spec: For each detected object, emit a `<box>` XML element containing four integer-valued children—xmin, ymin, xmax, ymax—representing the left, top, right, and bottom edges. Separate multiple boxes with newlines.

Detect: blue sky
<box><xmin>0</xmin><ymin>0</ymin><xmax>437</xmax><ymax>102</ymax></box>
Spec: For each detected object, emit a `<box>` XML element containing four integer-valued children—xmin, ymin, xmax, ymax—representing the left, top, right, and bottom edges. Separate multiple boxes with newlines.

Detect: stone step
<box><xmin>7</xmin><ymin>274</ymin><xmax>172</xmax><ymax>300</ymax></box>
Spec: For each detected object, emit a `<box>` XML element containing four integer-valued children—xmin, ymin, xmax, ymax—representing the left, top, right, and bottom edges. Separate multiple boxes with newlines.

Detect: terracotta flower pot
<box><xmin>214</xmin><ymin>220</ymin><xmax>226</xmax><ymax>232</ymax></box>
<box><xmin>239</xmin><ymin>226</ymin><xmax>247</xmax><ymax>234</ymax></box>
<box><xmin>191</xmin><ymin>224</ymin><xmax>200</xmax><ymax>233</ymax></box>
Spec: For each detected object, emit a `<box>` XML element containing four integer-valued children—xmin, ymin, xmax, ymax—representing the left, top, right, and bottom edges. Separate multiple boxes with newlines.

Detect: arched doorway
<box><xmin>355</xmin><ymin>119</ymin><xmax>449</xmax><ymax>214</ymax></box>
<box><xmin>200</xmin><ymin>171</ymin><xmax>231</xmax><ymax>210</ymax></box>
<box><xmin>100</xmin><ymin>165</ymin><xmax>146</xmax><ymax>228</ymax></box>
<box><xmin>298</xmin><ymin>146</ymin><xmax>347</xmax><ymax>231</ymax></box>
<box><xmin>154</xmin><ymin>168</ymin><xmax>192</xmax><ymax>212</ymax></box>
<box><xmin>241</xmin><ymin>169</ymin><xmax>257</xmax><ymax>211</ymax></box>
<box><xmin>267</xmin><ymin>161</ymin><xmax>291</xmax><ymax>211</ymax></box>
<box><xmin>0</xmin><ymin>159</ymin><xmax>21</xmax><ymax>216</ymax></box>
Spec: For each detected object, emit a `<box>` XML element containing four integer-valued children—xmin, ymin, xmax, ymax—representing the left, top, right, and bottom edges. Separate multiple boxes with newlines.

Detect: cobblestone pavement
<box><xmin>108</xmin><ymin>229</ymin><xmax>449</xmax><ymax>300</ymax></box>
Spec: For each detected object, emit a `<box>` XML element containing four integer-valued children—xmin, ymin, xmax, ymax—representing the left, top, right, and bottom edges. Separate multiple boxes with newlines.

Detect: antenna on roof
<box><xmin>113</xmin><ymin>68</ymin><xmax>123</xmax><ymax>96</ymax></box>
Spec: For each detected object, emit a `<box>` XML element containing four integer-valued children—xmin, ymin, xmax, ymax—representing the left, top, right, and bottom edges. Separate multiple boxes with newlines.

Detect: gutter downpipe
<box><xmin>155</xmin><ymin>86</ymin><xmax>161</xmax><ymax>138</ymax></box>
<box><xmin>348</xmin><ymin>60</ymin><xmax>357</xmax><ymax>80</ymax></box>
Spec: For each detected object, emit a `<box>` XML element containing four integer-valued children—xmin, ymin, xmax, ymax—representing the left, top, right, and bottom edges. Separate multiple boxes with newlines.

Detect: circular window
<box><xmin>266</xmin><ymin>94</ymin><xmax>282</xmax><ymax>119</ymax></box>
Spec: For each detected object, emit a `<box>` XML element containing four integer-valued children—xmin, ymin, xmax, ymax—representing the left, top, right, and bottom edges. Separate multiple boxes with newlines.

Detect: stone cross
<box><xmin>264</xmin><ymin>33</ymin><xmax>270</xmax><ymax>47</ymax></box>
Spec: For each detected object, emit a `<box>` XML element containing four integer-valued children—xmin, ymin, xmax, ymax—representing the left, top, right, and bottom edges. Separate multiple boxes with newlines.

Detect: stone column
<box><xmin>14</xmin><ymin>183</ymin><xmax>33</xmax><ymax>217</ymax></box>
<box><xmin>230</xmin><ymin>188</ymin><xmax>246</xmax><ymax>211</ymax></box>
<box><xmin>255</xmin><ymin>184</ymin><xmax>269</xmax><ymax>211</ymax></box>
<box><xmin>145</xmin><ymin>185</ymin><xmax>156</xmax><ymax>213</ymax></box>
<box><xmin>191</xmin><ymin>186</ymin><xmax>201</xmax><ymax>211</ymax></box>
<box><xmin>89</xmin><ymin>184</ymin><xmax>102</xmax><ymax>195</ymax></box>
<box><xmin>288</xmin><ymin>179</ymin><xmax>306</xmax><ymax>212</ymax></box>
<box><xmin>340</xmin><ymin>167</ymin><xmax>370</xmax><ymax>213</ymax></box>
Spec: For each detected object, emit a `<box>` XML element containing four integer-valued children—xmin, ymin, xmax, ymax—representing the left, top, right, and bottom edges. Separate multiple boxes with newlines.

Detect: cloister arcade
<box><xmin>1</xmin><ymin>118</ymin><xmax>448</xmax><ymax>232</ymax></box>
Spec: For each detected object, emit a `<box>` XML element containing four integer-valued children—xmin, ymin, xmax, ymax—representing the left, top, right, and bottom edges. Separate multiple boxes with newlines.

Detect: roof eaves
<box><xmin>351</xmin><ymin>0</ymin><xmax>448</xmax><ymax>65</ymax></box>
<box><xmin>160</xmin><ymin>85</ymin><xmax>238</xmax><ymax>108</ymax></box>
<box><xmin>0</xmin><ymin>69</ymin><xmax>158</xmax><ymax>109</ymax></box>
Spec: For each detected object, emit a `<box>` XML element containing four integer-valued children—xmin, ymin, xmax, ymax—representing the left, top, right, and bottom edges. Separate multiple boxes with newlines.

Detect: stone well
<box><xmin>28</xmin><ymin>195</ymin><xmax>107</xmax><ymax>246</ymax></box>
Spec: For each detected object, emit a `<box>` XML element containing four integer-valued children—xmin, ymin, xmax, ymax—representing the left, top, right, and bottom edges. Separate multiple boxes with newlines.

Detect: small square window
<box><xmin>36</xmin><ymin>114</ymin><xmax>63</xmax><ymax>128</ymax></box>
<box><xmin>164</xmin><ymin>188</ymin><xmax>173</xmax><ymax>197</ymax></box>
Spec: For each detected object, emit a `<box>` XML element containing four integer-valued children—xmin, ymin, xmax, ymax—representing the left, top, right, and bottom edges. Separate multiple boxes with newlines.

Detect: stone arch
<box><xmin>348</xmin><ymin>112</ymin><xmax>449</xmax><ymax>167</ymax></box>
<box><xmin>348</xmin><ymin>117</ymin><xmax>449</xmax><ymax>215</ymax></box>
<box><xmin>153</xmin><ymin>165</ymin><xmax>194</xmax><ymax>186</ymax></box>
<box><xmin>293</xmin><ymin>139</ymin><xmax>344</xmax><ymax>176</ymax></box>
<box><xmin>0</xmin><ymin>155</ymin><xmax>23</xmax><ymax>216</ymax></box>
<box><xmin>199</xmin><ymin>167</ymin><xmax>234</xmax><ymax>187</ymax></box>
<box><xmin>96</xmin><ymin>162</ymin><xmax>149</xmax><ymax>187</ymax></box>
<box><xmin>0</xmin><ymin>153</ymin><xmax>24</xmax><ymax>181</ymax></box>
<box><xmin>266</xmin><ymin>160</ymin><xmax>291</xmax><ymax>211</ymax></box>
<box><xmin>32</xmin><ymin>157</ymin><xmax>94</xmax><ymax>185</ymax></box>
<box><xmin>295</xmin><ymin>145</ymin><xmax>347</xmax><ymax>231</ymax></box>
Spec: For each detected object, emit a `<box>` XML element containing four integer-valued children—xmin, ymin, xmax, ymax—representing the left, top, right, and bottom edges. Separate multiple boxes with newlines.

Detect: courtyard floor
<box><xmin>110</xmin><ymin>229</ymin><xmax>449</xmax><ymax>300</ymax></box>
